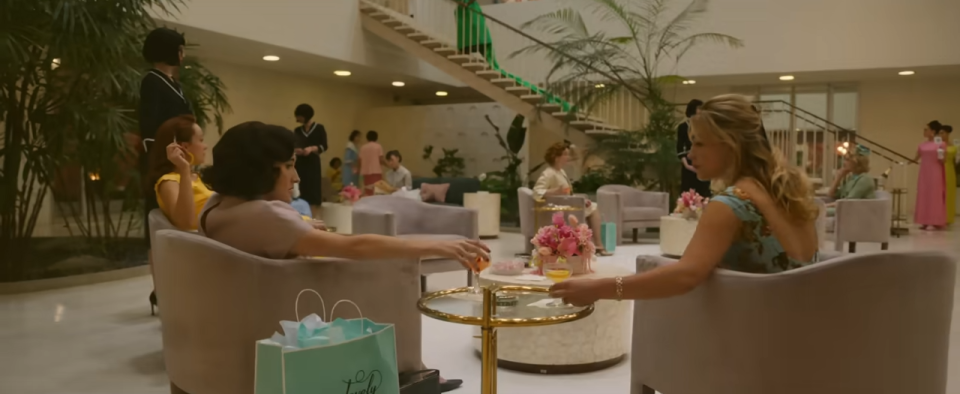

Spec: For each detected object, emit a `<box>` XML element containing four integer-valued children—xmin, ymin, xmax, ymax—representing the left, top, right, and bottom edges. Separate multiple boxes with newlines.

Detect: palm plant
<box><xmin>0</xmin><ymin>0</ymin><xmax>230</xmax><ymax>280</ymax></box>
<box><xmin>516</xmin><ymin>0</ymin><xmax>741</xmax><ymax>195</ymax></box>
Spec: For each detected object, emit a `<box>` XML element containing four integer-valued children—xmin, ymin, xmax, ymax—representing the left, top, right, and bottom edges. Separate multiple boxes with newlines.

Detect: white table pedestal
<box><xmin>473</xmin><ymin>264</ymin><xmax>631</xmax><ymax>374</ymax></box>
<box><xmin>464</xmin><ymin>192</ymin><xmax>501</xmax><ymax>238</ymax></box>
<box><xmin>320</xmin><ymin>202</ymin><xmax>353</xmax><ymax>235</ymax></box>
<box><xmin>660</xmin><ymin>215</ymin><xmax>698</xmax><ymax>257</ymax></box>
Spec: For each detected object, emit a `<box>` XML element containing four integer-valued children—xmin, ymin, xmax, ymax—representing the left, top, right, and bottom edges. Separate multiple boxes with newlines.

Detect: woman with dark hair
<box><xmin>293</xmin><ymin>104</ymin><xmax>328</xmax><ymax>213</ymax></box>
<box><xmin>148</xmin><ymin>115</ymin><xmax>212</xmax><ymax>231</ymax></box>
<box><xmin>533</xmin><ymin>142</ymin><xmax>613</xmax><ymax>256</ymax></box>
<box><xmin>914</xmin><ymin>120</ymin><xmax>947</xmax><ymax>230</ymax></box>
<box><xmin>940</xmin><ymin>125</ymin><xmax>957</xmax><ymax>224</ymax></box>
<box><xmin>677</xmin><ymin>99</ymin><xmax>711</xmax><ymax>197</ymax></box>
<box><xmin>343</xmin><ymin>130</ymin><xmax>361</xmax><ymax>188</ymax></box>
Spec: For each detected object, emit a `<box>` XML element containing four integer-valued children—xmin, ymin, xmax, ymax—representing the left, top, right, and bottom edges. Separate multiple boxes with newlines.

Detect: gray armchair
<box><xmin>827</xmin><ymin>190</ymin><xmax>892</xmax><ymax>252</ymax></box>
<box><xmin>153</xmin><ymin>230</ymin><xmax>422</xmax><ymax>394</ymax></box>
<box><xmin>518</xmin><ymin>187</ymin><xmax>587</xmax><ymax>254</ymax></box>
<box><xmin>352</xmin><ymin>195</ymin><xmax>478</xmax><ymax>291</ymax></box>
<box><xmin>597</xmin><ymin>185</ymin><xmax>669</xmax><ymax>244</ymax></box>
<box><xmin>631</xmin><ymin>251</ymin><xmax>956</xmax><ymax>394</ymax></box>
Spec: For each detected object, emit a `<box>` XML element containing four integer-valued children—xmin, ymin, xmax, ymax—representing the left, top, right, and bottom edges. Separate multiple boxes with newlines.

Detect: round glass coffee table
<box><xmin>418</xmin><ymin>286</ymin><xmax>593</xmax><ymax>394</ymax></box>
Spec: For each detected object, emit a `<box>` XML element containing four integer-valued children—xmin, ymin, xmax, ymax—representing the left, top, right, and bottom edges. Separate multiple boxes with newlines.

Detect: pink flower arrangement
<box><xmin>673</xmin><ymin>189</ymin><xmax>708</xmax><ymax>218</ymax></box>
<box><xmin>531</xmin><ymin>213</ymin><xmax>596</xmax><ymax>273</ymax></box>
<box><xmin>340</xmin><ymin>184</ymin><xmax>361</xmax><ymax>204</ymax></box>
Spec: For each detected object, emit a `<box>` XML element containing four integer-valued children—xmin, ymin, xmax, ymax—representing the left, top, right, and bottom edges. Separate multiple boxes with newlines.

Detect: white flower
<box><xmin>478</xmin><ymin>173</ymin><xmax>487</xmax><ymax>181</ymax></box>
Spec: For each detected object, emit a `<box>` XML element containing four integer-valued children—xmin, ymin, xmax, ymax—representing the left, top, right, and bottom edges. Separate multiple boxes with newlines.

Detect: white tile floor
<box><xmin>0</xmin><ymin>228</ymin><xmax>958</xmax><ymax>394</ymax></box>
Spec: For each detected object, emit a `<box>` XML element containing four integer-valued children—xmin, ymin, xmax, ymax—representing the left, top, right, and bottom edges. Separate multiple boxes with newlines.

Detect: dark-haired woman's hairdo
<box><xmin>928</xmin><ymin>120</ymin><xmax>943</xmax><ymax>132</ymax></box>
<box><xmin>685</xmin><ymin>99</ymin><xmax>704</xmax><ymax>118</ymax></box>
<box><xmin>143</xmin><ymin>28</ymin><xmax>185</xmax><ymax>66</ymax></box>
<box><xmin>294</xmin><ymin>104</ymin><xmax>314</xmax><ymax>121</ymax></box>
<box><xmin>366</xmin><ymin>130</ymin><xmax>379</xmax><ymax>142</ymax></box>
<box><xmin>944</xmin><ymin>125</ymin><xmax>953</xmax><ymax>133</ymax></box>
<box><xmin>349</xmin><ymin>130</ymin><xmax>361</xmax><ymax>141</ymax></box>
<box><xmin>200</xmin><ymin>122</ymin><xmax>296</xmax><ymax>200</ymax></box>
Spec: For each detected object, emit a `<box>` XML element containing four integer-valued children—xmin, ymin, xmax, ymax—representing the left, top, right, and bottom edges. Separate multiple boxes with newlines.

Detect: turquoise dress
<box><xmin>342</xmin><ymin>144</ymin><xmax>359</xmax><ymax>188</ymax></box>
<box><xmin>711</xmin><ymin>187</ymin><xmax>819</xmax><ymax>273</ymax></box>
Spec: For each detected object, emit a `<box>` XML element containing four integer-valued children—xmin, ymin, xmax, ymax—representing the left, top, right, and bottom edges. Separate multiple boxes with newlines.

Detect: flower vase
<box><xmin>569</xmin><ymin>253</ymin><xmax>594</xmax><ymax>276</ymax></box>
<box><xmin>681</xmin><ymin>208</ymin><xmax>699</xmax><ymax>220</ymax></box>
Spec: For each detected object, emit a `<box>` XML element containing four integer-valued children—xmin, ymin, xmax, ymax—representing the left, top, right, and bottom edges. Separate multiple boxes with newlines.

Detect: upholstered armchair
<box><xmin>631</xmin><ymin>251</ymin><xmax>956</xmax><ymax>394</ymax></box>
<box><xmin>827</xmin><ymin>190</ymin><xmax>892</xmax><ymax>252</ymax></box>
<box><xmin>153</xmin><ymin>230</ymin><xmax>422</xmax><ymax>394</ymax></box>
<box><xmin>517</xmin><ymin>187</ymin><xmax>587</xmax><ymax>254</ymax></box>
<box><xmin>352</xmin><ymin>195</ymin><xmax>478</xmax><ymax>291</ymax></box>
<box><xmin>597</xmin><ymin>185</ymin><xmax>669</xmax><ymax>244</ymax></box>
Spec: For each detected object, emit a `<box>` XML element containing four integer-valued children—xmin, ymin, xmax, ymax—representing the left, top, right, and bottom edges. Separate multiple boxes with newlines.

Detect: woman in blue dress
<box><xmin>551</xmin><ymin>95</ymin><xmax>820</xmax><ymax>305</ymax></box>
<box><xmin>342</xmin><ymin>130</ymin><xmax>361</xmax><ymax>188</ymax></box>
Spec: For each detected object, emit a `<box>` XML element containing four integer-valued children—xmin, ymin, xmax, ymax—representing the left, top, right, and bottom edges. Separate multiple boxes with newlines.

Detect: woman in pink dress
<box><xmin>915</xmin><ymin>120</ymin><xmax>947</xmax><ymax>230</ymax></box>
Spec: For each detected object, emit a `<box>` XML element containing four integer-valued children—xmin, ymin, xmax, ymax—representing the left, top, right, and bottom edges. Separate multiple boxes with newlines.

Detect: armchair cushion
<box><xmin>412</xmin><ymin>177</ymin><xmax>480</xmax><ymax>206</ymax></box>
<box><xmin>420</xmin><ymin>183</ymin><xmax>450</xmax><ymax>203</ymax></box>
<box><xmin>623</xmin><ymin>207</ymin><xmax>665</xmax><ymax>222</ymax></box>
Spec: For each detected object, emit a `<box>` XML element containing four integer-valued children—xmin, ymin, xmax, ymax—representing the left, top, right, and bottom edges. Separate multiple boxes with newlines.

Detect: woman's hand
<box><xmin>166</xmin><ymin>143</ymin><xmax>190</xmax><ymax>173</ymax></box>
<box><xmin>304</xmin><ymin>146</ymin><xmax>318</xmax><ymax>155</ymax></box>
<box><xmin>295</xmin><ymin>148</ymin><xmax>305</xmax><ymax>156</ymax></box>
<box><xmin>549</xmin><ymin>279</ymin><xmax>604</xmax><ymax>306</ymax></box>
<box><xmin>430</xmin><ymin>239</ymin><xmax>490</xmax><ymax>270</ymax></box>
<box><xmin>562</xmin><ymin>187</ymin><xmax>572</xmax><ymax>195</ymax></box>
<box><xmin>309</xmin><ymin>219</ymin><xmax>327</xmax><ymax>231</ymax></box>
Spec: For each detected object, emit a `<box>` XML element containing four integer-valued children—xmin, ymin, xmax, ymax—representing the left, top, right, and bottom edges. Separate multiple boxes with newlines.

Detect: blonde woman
<box><xmin>551</xmin><ymin>95</ymin><xmax>820</xmax><ymax>305</ymax></box>
<box><xmin>825</xmin><ymin>145</ymin><xmax>876</xmax><ymax>215</ymax></box>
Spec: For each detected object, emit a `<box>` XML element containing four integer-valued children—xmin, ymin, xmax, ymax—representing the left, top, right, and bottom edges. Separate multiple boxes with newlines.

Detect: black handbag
<box><xmin>399</xmin><ymin>369</ymin><xmax>440</xmax><ymax>394</ymax></box>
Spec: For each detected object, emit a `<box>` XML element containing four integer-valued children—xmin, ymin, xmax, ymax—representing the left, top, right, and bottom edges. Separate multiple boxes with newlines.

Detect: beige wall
<box><xmin>200</xmin><ymin>60</ymin><xmax>396</xmax><ymax>168</ymax></box>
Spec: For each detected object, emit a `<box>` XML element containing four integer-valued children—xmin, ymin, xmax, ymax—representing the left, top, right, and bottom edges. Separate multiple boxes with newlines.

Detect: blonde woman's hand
<box><xmin>166</xmin><ymin>143</ymin><xmax>190</xmax><ymax>173</ymax></box>
<box><xmin>430</xmin><ymin>239</ymin><xmax>490</xmax><ymax>270</ymax></box>
<box><xmin>549</xmin><ymin>279</ymin><xmax>603</xmax><ymax>306</ymax></box>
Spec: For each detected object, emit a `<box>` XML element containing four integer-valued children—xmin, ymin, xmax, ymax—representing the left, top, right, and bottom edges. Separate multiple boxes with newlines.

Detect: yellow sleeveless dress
<box><xmin>946</xmin><ymin>146</ymin><xmax>957</xmax><ymax>225</ymax></box>
<box><xmin>154</xmin><ymin>172</ymin><xmax>213</xmax><ymax>230</ymax></box>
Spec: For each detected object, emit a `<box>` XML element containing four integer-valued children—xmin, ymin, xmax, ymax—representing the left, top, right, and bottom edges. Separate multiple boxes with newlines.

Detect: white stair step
<box><xmin>447</xmin><ymin>53</ymin><xmax>485</xmax><ymax>64</ymax></box>
<box><xmin>537</xmin><ymin>103</ymin><xmax>562</xmax><ymax>112</ymax></box>
<box><xmin>359</xmin><ymin>4</ymin><xmax>377</xmax><ymax>13</ymax></box>
<box><xmin>370</xmin><ymin>12</ymin><xmax>390</xmax><ymax>20</ymax></box>
<box><xmin>491</xmin><ymin>78</ymin><xmax>516</xmax><ymax>88</ymax></box>
<box><xmin>395</xmin><ymin>25</ymin><xmax>416</xmax><ymax>33</ymax></box>
<box><xmin>434</xmin><ymin>47</ymin><xmax>457</xmax><ymax>56</ymax></box>
<box><xmin>421</xmin><ymin>40</ymin><xmax>443</xmax><ymax>49</ymax></box>
<box><xmin>506</xmin><ymin>86</ymin><xmax>530</xmax><ymax>96</ymax></box>
<box><xmin>585</xmin><ymin>129</ymin><xmax>619</xmax><ymax>136</ymax></box>
<box><xmin>462</xmin><ymin>62</ymin><xmax>488</xmax><ymax>71</ymax></box>
<box><xmin>569</xmin><ymin>120</ymin><xmax>608</xmax><ymax>130</ymax></box>
<box><xmin>408</xmin><ymin>32</ymin><xmax>430</xmax><ymax>41</ymax></box>
<box><xmin>382</xmin><ymin>19</ymin><xmax>403</xmax><ymax>26</ymax></box>
<box><xmin>553</xmin><ymin>112</ymin><xmax>606</xmax><ymax>123</ymax></box>
<box><xmin>521</xmin><ymin>94</ymin><xmax>544</xmax><ymax>104</ymax></box>
<box><xmin>476</xmin><ymin>70</ymin><xmax>503</xmax><ymax>80</ymax></box>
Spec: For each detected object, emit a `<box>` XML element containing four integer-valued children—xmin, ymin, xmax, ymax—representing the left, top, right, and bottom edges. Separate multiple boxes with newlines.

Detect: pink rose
<box><xmin>558</xmin><ymin>237</ymin><xmax>579</xmax><ymax>257</ymax></box>
<box><xmin>552</xmin><ymin>212</ymin><xmax>565</xmax><ymax>227</ymax></box>
<box><xmin>538</xmin><ymin>247</ymin><xmax>553</xmax><ymax>257</ymax></box>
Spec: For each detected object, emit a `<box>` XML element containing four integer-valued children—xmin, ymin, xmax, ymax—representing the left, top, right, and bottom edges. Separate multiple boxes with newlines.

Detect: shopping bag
<box><xmin>255</xmin><ymin>290</ymin><xmax>400</xmax><ymax>394</ymax></box>
<box><xmin>601</xmin><ymin>222</ymin><xmax>617</xmax><ymax>252</ymax></box>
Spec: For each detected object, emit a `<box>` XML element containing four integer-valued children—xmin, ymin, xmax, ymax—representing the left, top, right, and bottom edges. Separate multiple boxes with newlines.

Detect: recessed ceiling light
<box><xmin>898</xmin><ymin>70</ymin><xmax>915</xmax><ymax>76</ymax></box>
<box><xmin>779</xmin><ymin>75</ymin><xmax>795</xmax><ymax>81</ymax></box>
<box><xmin>436</xmin><ymin>91</ymin><xmax>449</xmax><ymax>97</ymax></box>
<box><xmin>392</xmin><ymin>81</ymin><xmax>406</xmax><ymax>87</ymax></box>
<box><xmin>595</xmin><ymin>83</ymin><xmax>605</xmax><ymax>89</ymax></box>
<box><xmin>334</xmin><ymin>70</ymin><xmax>351</xmax><ymax>76</ymax></box>
<box><xmin>262</xmin><ymin>55</ymin><xmax>280</xmax><ymax>61</ymax></box>
<box><xmin>683</xmin><ymin>80</ymin><xmax>696</xmax><ymax>85</ymax></box>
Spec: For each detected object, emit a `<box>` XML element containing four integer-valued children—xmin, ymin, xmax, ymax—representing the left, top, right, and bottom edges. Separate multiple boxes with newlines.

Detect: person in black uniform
<box><xmin>293</xmin><ymin>104</ymin><xmax>328</xmax><ymax>215</ymax></box>
<box><xmin>140</xmin><ymin>27</ymin><xmax>192</xmax><ymax>315</ymax></box>
<box><xmin>677</xmin><ymin>99</ymin><xmax>711</xmax><ymax>197</ymax></box>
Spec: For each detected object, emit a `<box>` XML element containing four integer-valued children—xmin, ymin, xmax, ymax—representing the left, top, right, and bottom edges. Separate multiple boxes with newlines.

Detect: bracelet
<box><xmin>615</xmin><ymin>276</ymin><xmax>624</xmax><ymax>301</ymax></box>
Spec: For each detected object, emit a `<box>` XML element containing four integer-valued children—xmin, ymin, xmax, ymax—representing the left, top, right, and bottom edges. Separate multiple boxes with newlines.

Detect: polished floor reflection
<box><xmin>1</xmin><ymin>228</ymin><xmax>958</xmax><ymax>394</ymax></box>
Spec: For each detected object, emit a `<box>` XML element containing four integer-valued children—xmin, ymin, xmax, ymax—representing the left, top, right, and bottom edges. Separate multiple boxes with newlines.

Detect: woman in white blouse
<box><xmin>534</xmin><ymin>142</ymin><xmax>613</xmax><ymax>256</ymax></box>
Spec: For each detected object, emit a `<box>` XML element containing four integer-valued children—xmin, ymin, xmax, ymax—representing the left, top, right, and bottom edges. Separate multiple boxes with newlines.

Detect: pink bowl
<box><xmin>490</xmin><ymin>260</ymin><xmax>525</xmax><ymax>276</ymax></box>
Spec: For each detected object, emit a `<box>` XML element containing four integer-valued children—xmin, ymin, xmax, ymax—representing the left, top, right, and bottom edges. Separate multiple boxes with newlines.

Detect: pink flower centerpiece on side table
<box><xmin>531</xmin><ymin>212</ymin><xmax>596</xmax><ymax>275</ymax></box>
<box><xmin>340</xmin><ymin>184</ymin><xmax>361</xmax><ymax>205</ymax></box>
<box><xmin>673</xmin><ymin>189</ymin><xmax>709</xmax><ymax>220</ymax></box>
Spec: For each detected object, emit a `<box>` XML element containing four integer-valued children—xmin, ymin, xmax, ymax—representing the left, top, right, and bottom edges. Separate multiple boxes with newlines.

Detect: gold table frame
<box><xmin>417</xmin><ymin>286</ymin><xmax>594</xmax><ymax>394</ymax></box>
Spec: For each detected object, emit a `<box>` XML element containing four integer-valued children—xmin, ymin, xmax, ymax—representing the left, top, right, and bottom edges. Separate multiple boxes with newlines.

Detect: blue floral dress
<box><xmin>711</xmin><ymin>187</ymin><xmax>819</xmax><ymax>273</ymax></box>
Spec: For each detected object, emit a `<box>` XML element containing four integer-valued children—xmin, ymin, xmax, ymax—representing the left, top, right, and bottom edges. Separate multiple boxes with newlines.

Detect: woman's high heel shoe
<box><xmin>149</xmin><ymin>291</ymin><xmax>158</xmax><ymax>316</ymax></box>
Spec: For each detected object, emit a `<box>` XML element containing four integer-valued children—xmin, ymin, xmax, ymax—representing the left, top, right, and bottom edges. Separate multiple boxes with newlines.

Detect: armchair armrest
<box><xmin>352</xmin><ymin>207</ymin><xmax>396</xmax><ymax>236</ymax></box>
<box><xmin>627</xmin><ymin>190</ymin><xmax>670</xmax><ymax>212</ymax></box>
<box><xmin>545</xmin><ymin>195</ymin><xmax>587</xmax><ymax>209</ymax></box>
<box><xmin>403</xmin><ymin>204</ymin><xmax>479</xmax><ymax>239</ymax></box>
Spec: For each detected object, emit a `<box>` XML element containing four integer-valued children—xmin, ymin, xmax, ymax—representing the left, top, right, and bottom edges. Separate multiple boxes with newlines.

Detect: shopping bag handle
<box><xmin>295</xmin><ymin>289</ymin><xmax>328</xmax><ymax>322</ymax></box>
<box><xmin>331</xmin><ymin>299</ymin><xmax>365</xmax><ymax>333</ymax></box>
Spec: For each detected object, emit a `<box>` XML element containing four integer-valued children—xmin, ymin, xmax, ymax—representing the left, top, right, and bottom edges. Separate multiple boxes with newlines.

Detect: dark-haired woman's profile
<box><xmin>293</xmin><ymin>104</ymin><xmax>327</xmax><ymax>215</ymax></box>
<box><xmin>677</xmin><ymin>99</ymin><xmax>711</xmax><ymax>197</ymax></box>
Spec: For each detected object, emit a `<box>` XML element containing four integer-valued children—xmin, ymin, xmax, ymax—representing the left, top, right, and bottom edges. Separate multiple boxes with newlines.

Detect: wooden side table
<box><xmin>464</xmin><ymin>192</ymin><xmax>501</xmax><ymax>238</ymax></box>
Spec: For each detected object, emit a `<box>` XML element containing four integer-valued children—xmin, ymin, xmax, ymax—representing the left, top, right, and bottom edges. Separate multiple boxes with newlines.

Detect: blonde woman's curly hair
<box><xmin>845</xmin><ymin>150</ymin><xmax>870</xmax><ymax>174</ymax></box>
<box><xmin>691</xmin><ymin>94</ymin><xmax>818</xmax><ymax>222</ymax></box>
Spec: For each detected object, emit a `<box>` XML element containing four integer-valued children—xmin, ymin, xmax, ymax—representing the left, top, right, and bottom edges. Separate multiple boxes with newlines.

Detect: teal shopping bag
<box><xmin>255</xmin><ymin>291</ymin><xmax>400</xmax><ymax>394</ymax></box>
<box><xmin>601</xmin><ymin>222</ymin><xmax>617</xmax><ymax>252</ymax></box>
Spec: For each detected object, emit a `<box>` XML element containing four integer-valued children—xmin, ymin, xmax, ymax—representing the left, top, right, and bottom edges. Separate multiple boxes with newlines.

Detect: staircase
<box><xmin>358</xmin><ymin>0</ymin><xmax>623</xmax><ymax>138</ymax></box>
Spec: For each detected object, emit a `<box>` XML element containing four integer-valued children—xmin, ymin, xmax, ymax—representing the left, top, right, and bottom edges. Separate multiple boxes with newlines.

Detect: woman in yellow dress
<box><xmin>147</xmin><ymin>114</ymin><xmax>212</xmax><ymax>230</ymax></box>
<box><xmin>941</xmin><ymin>125</ymin><xmax>957</xmax><ymax>225</ymax></box>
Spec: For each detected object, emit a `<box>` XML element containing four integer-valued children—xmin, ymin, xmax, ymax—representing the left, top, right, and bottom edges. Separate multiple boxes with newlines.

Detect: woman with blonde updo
<box><xmin>550</xmin><ymin>94</ymin><xmax>820</xmax><ymax>305</ymax></box>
